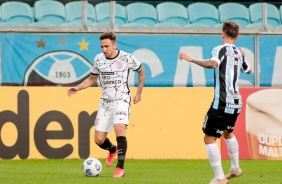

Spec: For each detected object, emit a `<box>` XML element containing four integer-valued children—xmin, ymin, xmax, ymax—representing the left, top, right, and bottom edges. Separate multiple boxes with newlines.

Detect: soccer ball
<box><xmin>82</xmin><ymin>158</ymin><xmax>102</xmax><ymax>177</ymax></box>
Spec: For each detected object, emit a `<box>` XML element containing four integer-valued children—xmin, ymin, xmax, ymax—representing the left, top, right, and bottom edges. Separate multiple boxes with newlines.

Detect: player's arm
<box><xmin>67</xmin><ymin>74</ymin><xmax>98</xmax><ymax>97</ymax></box>
<box><xmin>239</xmin><ymin>48</ymin><xmax>252</xmax><ymax>74</ymax></box>
<box><xmin>241</xmin><ymin>58</ymin><xmax>252</xmax><ymax>74</ymax></box>
<box><xmin>179</xmin><ymin>53</ymin><xmax>218</xmax><ymax>69</ymax></box>
<box><xmin>133</xmin><ymin>66</ymin><xmax>146</xmax><ymax>104</ymax></box>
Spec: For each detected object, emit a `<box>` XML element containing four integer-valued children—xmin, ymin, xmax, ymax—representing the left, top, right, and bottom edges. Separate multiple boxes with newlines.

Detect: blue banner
<box><xmin>117</xmin><ymin>34</ymin><xmax>254</xmax><ymax>87</ymax></box>
<box><xmin>0</xmin><ymin>33</ymin><xmax>264</xmax><ymax>87</ymax></box>
<box><xmin>259</xmin><ymin>36</ymin><xmax>282</xmax><ymax>86</ymax></box>
<box><xmin>2</xmin><ymin>34</ymin><xmax>100</xmax><ymax>86</ymax></box>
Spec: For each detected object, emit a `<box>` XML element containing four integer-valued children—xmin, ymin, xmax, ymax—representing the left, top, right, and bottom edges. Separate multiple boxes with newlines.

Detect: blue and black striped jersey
<box><xmin>211</xmin><ymin>43</ymin><xmax>251</xmax><ymax>114</ymax></box>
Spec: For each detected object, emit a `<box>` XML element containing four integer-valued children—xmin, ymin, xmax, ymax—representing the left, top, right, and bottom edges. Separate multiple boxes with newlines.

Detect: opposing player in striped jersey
<box><xmin>179</xmin><ymin>21</ymin><xmax>252</xmax><ymax>184</ymax></box>
<box><xmin>67</xmin><ymin>32</ymin><xmax>146</xmax><ymax>178</ymax></box>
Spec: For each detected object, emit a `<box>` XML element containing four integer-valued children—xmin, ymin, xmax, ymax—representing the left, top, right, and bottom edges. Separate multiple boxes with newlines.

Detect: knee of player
<box><xmin>114</xmin><ymin>124</ymin><xmax>127</xmax><ymax>135</ymax></box>
<box><xmin>223</xmin><ymin>131</ymin><xmax>233</xmax><ymax>139</ymax></box>
<box><xmin>95</xmin><ymin>137</ymin><xmax>104</xmax><ymax>145</ymax></box>
<box><xmin>204</xmin><ymin>134</ymin><xmax>217</xmax><ymax>144</ymax></box>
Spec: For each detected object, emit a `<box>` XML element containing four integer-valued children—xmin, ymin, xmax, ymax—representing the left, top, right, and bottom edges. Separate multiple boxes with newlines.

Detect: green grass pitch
<box><xmin>0</xmin><ymin>159</ymin><xmax>281</xmax><ymax>184</ymax></box>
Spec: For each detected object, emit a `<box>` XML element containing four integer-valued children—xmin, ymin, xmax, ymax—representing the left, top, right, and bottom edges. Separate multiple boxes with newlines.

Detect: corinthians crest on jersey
<box><xmin>115</xmin><ymin>60</ymin><xmax>126</xmax><ymax>71</ymax></box>
<box><xmin>92</xmin><ymin>50</ymin><xmax>141</xmax><ymax>101</ymax></box>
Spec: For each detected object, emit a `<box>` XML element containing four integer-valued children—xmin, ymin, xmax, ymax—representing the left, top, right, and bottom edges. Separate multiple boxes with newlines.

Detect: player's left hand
<box><xmin>133</xmin><ymin>93</ymin><xmax>141</xmax><ymax>104</ymax></box>
<box><xmin>239</xmin><ymin>48</ymin><xmax>245</xmax><ymax>56</ymax></box>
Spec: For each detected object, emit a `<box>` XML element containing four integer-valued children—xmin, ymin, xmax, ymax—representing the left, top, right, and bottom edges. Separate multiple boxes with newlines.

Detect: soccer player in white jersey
<box><xmin>179</xmin><ymin>21</ymin><xmax>252</xmax><ymax>184</ymax></box>
<box><xmin>67</xmin><ymin>32</ymin><xmax>146</xmax><ymax>177</ymax></box>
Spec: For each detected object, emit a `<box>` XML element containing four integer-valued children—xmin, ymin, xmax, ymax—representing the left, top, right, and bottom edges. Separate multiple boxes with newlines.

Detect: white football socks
<box><xmin>225</xmin><ymin>135</ymin><xmax>239</xmax><ymax>170</ymax></box>
<box><xmin>206</xmin><ymin>143</ymin><xmax>225</xmax><ymax>180</ymax></box>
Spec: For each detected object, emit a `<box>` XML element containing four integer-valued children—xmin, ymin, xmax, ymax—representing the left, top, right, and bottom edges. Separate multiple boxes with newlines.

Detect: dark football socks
<box><xmin>116</xmin><ymin>136</ymin><xmax>127</xmax><ymax>169</ymax></box>
<box><xmin>99</xmin><ymin>138</ymin><xmax>116</xmax><ymax>153</ymax></box>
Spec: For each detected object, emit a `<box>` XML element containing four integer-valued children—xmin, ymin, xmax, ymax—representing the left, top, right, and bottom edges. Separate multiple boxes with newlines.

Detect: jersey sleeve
<box><xmin>210</xmin><ymin>46</ymin><xmax>221</xmax><ymax>65</ymax></box>
<box><xmin>91</xmin><ymin>55</ymin><xmax>99</xmax><ymax>75</ymax></box>
<box><xmin>128</xmin><ymin>54</ymin><xmax>141</xmax><ymax>71</ymax></box>
<box><xmin>241</xmin><ymin>57</ymin><xmax>251</xmax><ymax>73</ymax></box>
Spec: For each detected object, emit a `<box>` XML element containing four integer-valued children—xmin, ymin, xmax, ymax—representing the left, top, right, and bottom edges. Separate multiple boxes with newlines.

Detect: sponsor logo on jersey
<box><xmin>101</xmin><ymin>72</ymin><xmax>114</xmax><ymax>75</ymax></box>
<box><xmin>102</xmin><ymin>80</ymin><xmax>122</xmax><ymax>85</ymax></box>
<box><xmin>227</xmin><ymin>93</ymin><xmax>241</xmax><ymax>99</ymax></box>
<box><xmin>226</xmin><ymin>51</ymin><xmax>243</xmax><ymax>60</ymax></box>
<box><xmin>226</xmin><ymin>103</ymin><xmax>242</xmax><ymax>109</ymax></box>
<box><xmin>229</xmin><ymin>60</ymin><xmax>239</xmax><ymax>65</ymax></box>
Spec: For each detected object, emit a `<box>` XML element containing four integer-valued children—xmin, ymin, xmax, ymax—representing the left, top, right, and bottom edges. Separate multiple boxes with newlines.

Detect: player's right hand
<box><xmin>179</xmin><ymin>53</ymin><xmax>193</xmax><ymax>62</ymax></box>
<box><xmin>67</xmin><ymin>87</ymin><xmax>77</xmax><ymax>97</ymax></box>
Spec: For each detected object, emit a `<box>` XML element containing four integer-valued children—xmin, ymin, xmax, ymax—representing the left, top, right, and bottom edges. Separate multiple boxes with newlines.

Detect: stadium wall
<box><xmin>1</xmin><ymin>87</ymin><xmax>282</xmax><ymax>160</ymax></box>
<box><xmin>0</xmin><ymin>87</ymin><xmax>214</xmax><ymax>159</ymax></box>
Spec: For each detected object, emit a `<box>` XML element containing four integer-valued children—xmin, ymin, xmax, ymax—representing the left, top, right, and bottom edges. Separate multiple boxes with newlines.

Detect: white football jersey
<box><xmin>92</xmin><ymin>50</ymin><xmax>141</xmax><ymax>102</ymax></box>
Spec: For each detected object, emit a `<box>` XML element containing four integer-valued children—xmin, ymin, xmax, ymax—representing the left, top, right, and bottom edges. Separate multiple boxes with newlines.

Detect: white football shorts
<box><xmin>94</xmin><ymin>99</ymin><xmax>130</xmax><ymax>132</ymax></box>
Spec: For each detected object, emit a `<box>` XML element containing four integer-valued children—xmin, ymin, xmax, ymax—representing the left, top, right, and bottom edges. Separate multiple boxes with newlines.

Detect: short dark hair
<box><xmin>100</xmin><ymin>32</ymin><xmax>116</xmax><ymax>41</ymax></box>
<box><xmin>222</xmin><ymin>21</ymin><xmax>239</xmax><ymax>39</ymax></box>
